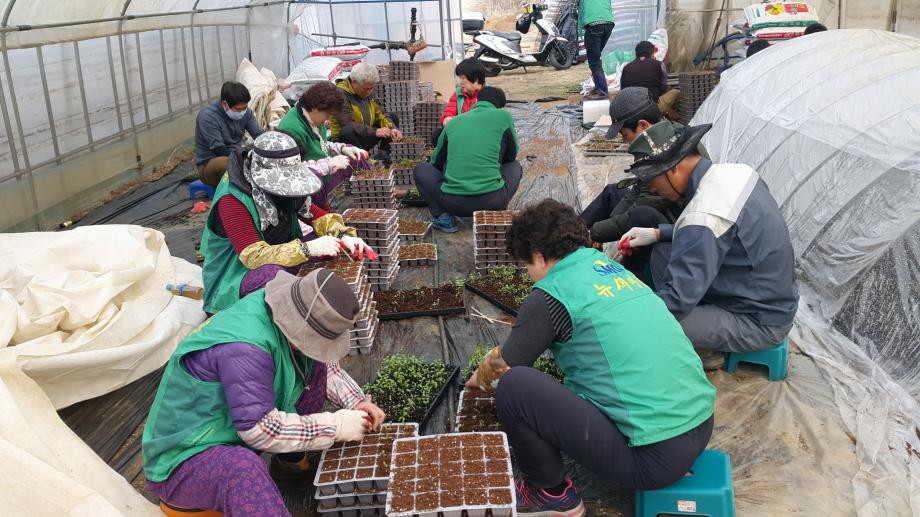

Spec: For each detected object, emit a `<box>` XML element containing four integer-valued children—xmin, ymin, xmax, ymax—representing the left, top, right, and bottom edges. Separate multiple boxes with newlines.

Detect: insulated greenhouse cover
<box><xmin>693</xmin><ymin>29</ymin><xmax>920</xmax><ymax>516</ymax></box>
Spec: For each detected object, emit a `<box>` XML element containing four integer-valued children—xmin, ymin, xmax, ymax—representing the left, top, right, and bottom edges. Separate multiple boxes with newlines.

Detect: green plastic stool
<box><xmin>635</xmin><ymin>450</ymin><xmax>736</xmax><ymax>517</ymax></box>
<box><xmin>724</xmin><ymin>338</ymin><xmax>789</xmax><ymax>381</ymax></box>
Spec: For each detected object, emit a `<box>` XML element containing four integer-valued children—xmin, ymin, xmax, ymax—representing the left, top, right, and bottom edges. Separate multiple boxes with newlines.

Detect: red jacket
<box><xmin>439</xmin><ymin>88</ymin><xmax>480</xmax><ymax>126</ymax></box>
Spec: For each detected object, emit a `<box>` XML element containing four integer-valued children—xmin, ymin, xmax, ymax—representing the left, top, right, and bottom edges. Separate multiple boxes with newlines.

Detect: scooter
<box><xmin>470</xmin><ymin>3</ymin><xmax>572</xmax><ymax>77</ymax></box>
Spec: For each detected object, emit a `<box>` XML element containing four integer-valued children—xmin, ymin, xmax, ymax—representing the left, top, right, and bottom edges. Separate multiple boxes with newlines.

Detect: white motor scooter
<box><xmin>470</xmin><ymin>3</ymin><xmax>572</xmax><ymax>77</ymax></box>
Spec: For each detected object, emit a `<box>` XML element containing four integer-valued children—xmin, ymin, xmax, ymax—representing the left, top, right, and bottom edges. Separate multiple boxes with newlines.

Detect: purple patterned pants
<box><xmin>146</xmin><ymin>364</ymin><xmax>328</xmax><ymax>516</ymax></box>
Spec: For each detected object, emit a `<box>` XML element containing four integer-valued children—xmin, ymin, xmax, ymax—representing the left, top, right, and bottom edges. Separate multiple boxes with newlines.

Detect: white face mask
<box><xmin>223</xmin><ymin>102</ymin><xmax>247</xmax><ymax>120</ymax></box>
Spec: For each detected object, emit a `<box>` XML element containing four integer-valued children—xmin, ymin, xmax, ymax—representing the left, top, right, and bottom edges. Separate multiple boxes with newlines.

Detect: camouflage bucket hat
<box><xmin>249</xmin><ymin>131</ymin><xmax>323</xmax><ymax>197</ymax></box>
<box><xmin>626</xmin><ymin>121</ymin><xmax>712</xmax><ymax>182</ymax></box>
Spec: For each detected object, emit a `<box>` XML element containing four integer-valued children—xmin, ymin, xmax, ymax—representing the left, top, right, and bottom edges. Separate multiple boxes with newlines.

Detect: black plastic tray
<box><xmin>419</xmin><ymin>365</ymin><xmax>460</xmax><ymax>431</ymax></box>
<box><xmin>399</xmin><ymin>197</ymin><xmax>428</xmax><ymax>207</ymax></box>
<box><xmin>464</xmin><ymin>282</ymin><xmax>519</xmax><ymax>317</ymax></box>
<box><xmin>378</xmin><ymin>305</ymin><xmax>466</xmax><ymax>320</ymax></box>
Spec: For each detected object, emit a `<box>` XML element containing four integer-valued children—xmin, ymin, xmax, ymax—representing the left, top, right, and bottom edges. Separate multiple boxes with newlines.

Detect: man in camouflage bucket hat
<box><xmin>618</xmin><ymin>121</ymin><xmax>799</xmax><ymax>369</ymax></box>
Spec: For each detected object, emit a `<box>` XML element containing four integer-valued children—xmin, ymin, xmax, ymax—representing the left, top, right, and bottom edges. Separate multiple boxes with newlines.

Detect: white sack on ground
<box><xmin>0</xmin><ymin>225</ymin><xmax>206</xmax><ymax>408</ymax></box>
<box><xmin>236</xmin><ymin>58</ymin><xmax>290</xmax><ymax>130</ymax></box>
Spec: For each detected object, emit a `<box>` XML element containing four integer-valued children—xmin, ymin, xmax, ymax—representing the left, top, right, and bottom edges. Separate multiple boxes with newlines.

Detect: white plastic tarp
<box><xmin>0</xmin><ymin>225</ymin><xmax>206</xmax><ymax>407</ymax></box>
<box><xmin>0</xmin><ymin>224</ymin><xmax>205</xmax><ymax>515</ymax></box>
<box><xmin>692</xmin><ymin>29</ymin><xmax>920</xmax><ymax>516</ymax></box>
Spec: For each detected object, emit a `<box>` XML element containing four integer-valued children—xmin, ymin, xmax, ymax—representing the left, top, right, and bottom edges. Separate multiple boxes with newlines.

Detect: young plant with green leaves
<box><xmin>364</xmin><ymin>355</ymin><xmax>452</xmax><ymax>423</ymax></box>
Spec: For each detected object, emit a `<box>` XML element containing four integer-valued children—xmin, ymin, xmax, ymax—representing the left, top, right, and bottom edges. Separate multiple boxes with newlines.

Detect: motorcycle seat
<box><xmin>492</xmin><ymin>31</ymin><xmax>523</xmax><ymax>41</ymax></box>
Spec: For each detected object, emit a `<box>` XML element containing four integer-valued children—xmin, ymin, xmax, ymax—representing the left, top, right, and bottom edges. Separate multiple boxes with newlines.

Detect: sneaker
<box><xmin>515</xmin><ymin>478</ymin><xmax>586</xmax><ymax>517</ymax></box>
<box><xmin>431</xmin><ymin>213</ymin><xmax>458</xmax><ymax>233</ymax></box>
<box><xmin>697</xmin><ymin>350</ymin><xmax>726</xmax><ymax>371</ymax></box>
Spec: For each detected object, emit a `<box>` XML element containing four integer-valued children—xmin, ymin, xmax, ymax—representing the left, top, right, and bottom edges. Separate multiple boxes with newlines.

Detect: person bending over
<box><xmin>328</xmin><ymin>62</ymin><xmax>403</xmax><ymax>159</ymax></box>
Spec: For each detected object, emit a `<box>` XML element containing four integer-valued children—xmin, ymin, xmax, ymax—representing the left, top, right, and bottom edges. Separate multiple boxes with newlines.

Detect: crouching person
<box><xmin>143</xmin><ymin>269</ymin><xmax>385</xmax><ymax>517</ymax></box>
<box><xmin>466</xmin><ymin>199</ymin><xmax>715</xmax><ymax>517</ymax></box>
<box><xmin>413</xmin><ymin>86</ymin><xmax>522</xmax><ymax>233</ymax></box>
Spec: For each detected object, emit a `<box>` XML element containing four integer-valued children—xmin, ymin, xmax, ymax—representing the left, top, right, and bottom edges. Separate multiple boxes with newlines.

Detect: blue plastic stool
<box><xmin>189</xmin><ymin>180</ymin><xmax>215</xmax><ymax>200</ymax></box>
<box><xmin>635</xmin><ymin>450</ymin><xmax>736</xmax><ymax>517</ymax></box>
<box><xmin>724</xmin><ymin>337</ymin><xmax>789</xmax><ymax>381</ymax></box>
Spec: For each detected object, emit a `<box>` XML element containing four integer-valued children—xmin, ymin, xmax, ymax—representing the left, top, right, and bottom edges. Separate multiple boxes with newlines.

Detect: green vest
<box><xmin>142</xmin><ymin>291</ymin><xmax>309</xmax><ymax>481</ymax></box>
<box><xmin>578</xmin><ymin>0</ymin><xmax>615</xmax><ymax>30</ymax></box>
<box><xmin>535</xmin><ymin>247</ymin><xmax>715</xmax><ymax>446</ymax></box>
<box><xmin>434</xmin><ymin>101</ymin><xmax>518</xmax><ymax>196</ymax></box>
<box><xmin>200</xmin><ymin>174</ymin><xmax>302</xmax><ymax>314</ymax></box>
<box><xmin>455</xmin><ymin>87</ymin><xmax>466</xmax><ymax>113</ymax></box>
<box><xmin>277</xmin><ymin>107</ymin><xmax>329</xmax><ymax>162</ymax></box>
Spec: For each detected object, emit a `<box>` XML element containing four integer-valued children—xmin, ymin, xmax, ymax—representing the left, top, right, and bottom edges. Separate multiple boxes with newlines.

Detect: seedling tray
<box><xmin>399</xmin><ymin>243</ymin><xmax>437</xmax><ymax>266</ymax></box>
<box><xmin>314</xmin><ymin>423</ymin><xmax>419</xmax><ymax>497</ymax></box>
<box><xmin>343</xmin><ymin>208</ymin><xmax>398</xmax><ymax>230</ymax></box>
<box><xmin>376</xmin><ymin>284</ymin><xmax>465</xmax><ymax>320</ymax></box>
<box><xmin>398</xmin><ymin>220</ymin><xmax>431</xmax><ymax>241</ymax></box>
<box><xmin>399</xmin><ymin>196</ymin><xmax>428</xmax><ymax>208</ymax></box>
<box><xmin>384</xmin><ymin>432</ymin><xmax>515</xmax><ymax>517</ymax></box>
<box><xmin>455</xmin><ymin>388</ymin><xmax>502</xmax><ymax>433</ymax></box>
<box><xmin>464</xmin><ymin>283</ymin><xmax>518</xmax><ymax>317</ymax></box>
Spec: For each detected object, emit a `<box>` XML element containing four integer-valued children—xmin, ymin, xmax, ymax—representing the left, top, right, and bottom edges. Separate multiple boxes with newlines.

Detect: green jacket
<box><xmin>200</xmin><ymin>174</ymin><xmax>301</xmax><ymax>314</ymax></box>
<box><xmin>589</xmin><ymin>142</ymin><xmax>710</xmax><ymax>243</ymax></box>
<box><xmin>328</xmin><ymin>78</ymin><xmax>394</xmax><ymax>141</ymax></box>
<box><xmin>431</xmin><ymin>101</ymin><xmax>518</xmax><ymax>196</ymax></box>
<box><xmin>535</xmin><ymin>247</ymin><xmax>715</xmax><ymax>446</ymax></box>
<box><xmin>578</xmin><ymin>0</ymin><xmax>615</xmax><ymax>31</ymax></box>
<box><xmin>277</xmin><ymin>107</ymin><xmax>328</xmax><ymax>161</ymax></box>
<box><xmin>142</xmin><ymin>290</ymin><xmax>309</xmax><ymax>481</ymax></box>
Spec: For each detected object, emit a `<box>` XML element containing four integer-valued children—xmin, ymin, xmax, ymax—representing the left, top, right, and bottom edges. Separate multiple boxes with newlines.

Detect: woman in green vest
<box><xmin>277</xmin><ymin>81</ymin><xmax>367</xmax><ymax>210</ymax></box>
<box><xmin>200</xmin><ymin>131</ymin><xmax>376</xmax><ymax>315</ymax></box>
<box><xmin>467</xmin><ymin>199</ymin><xmax>716</xmax><ymax>517</ymax></box>
<box><xmin>143</xmin><ymin>269</ymin><xmax>385</xmax><ymax>516</ymax></box>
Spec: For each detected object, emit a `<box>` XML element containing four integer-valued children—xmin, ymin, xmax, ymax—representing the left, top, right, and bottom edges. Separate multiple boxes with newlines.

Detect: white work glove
<box><xmin>340</xmin><ymin>235</ymin><xmax>376</xmax><ymax>261</ymax></box>
<box><xmin>617</xmin><ymin>227</ymin><xmax>660</xmax><ymax>257</ymax></box>
<box><xmin>342</xmin><ymin>146</ymin><xmax>368</xmax><ymax>161</ymax></box>
<box><xmin>330</xmin><ymin>155</ymin><xmax>350</xmax><ymax>170</ymax></box>
<box><xmin>305</xmin><ymin>235</ymin><xmax>342</xmax><ymax>258</ymax></box>
<box><xmin>333</xmin><ymin>409</ymin><xmax>370</xmax><ymax>442</ymax></box>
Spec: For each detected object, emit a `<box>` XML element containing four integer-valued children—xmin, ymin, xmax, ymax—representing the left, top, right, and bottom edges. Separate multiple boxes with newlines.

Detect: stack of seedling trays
<box><xmin>399</xmin><ymin>243</ymin><xmax>437</xmax><ymax>267</ymax></box>
<box><xmin>678</xmin><ymin>70</ymin><xmax>716</xmax><ymax>125</ymax></box>
<box><xmin>298</xmin><ymin>258</ymin><xmax>378</xmax><ymax>356</ymax></box>
<box><xmin>385</xmin><ymin>81</ymin><xmax>420</xmax><ymax>135</ymax></box>
<box><xmin>314</xmin><ymin>423</ymin><xmax>419</xmax><ymax>516</ymax></box>
<box><xmin>389</xmin><ymin>61</ymin><xmax>420</xmax><ymax>81</ymax></box>
<box><xmin>385</xmin><ymin>432</ymin><xmax>516</xmax><ymax>517</ymax></box>
<box><xmin>390</xmin><ymin>159</ymin><xmax>421</xmax><ymax>185</ymax></box>
<box><xmin>372</xmin><ymin>64</ymin><xmax>390</xmax><ymax>111</ymax></box>
<box><xmin>389</xmin><ymin>137</ymin><xmax>426</xmax><ymax>162</ymax></box>
<box><xmin>455</xmin><ymin>388</ymin><xmax>501</xmax><ymax>433</ymax></box>
<box><xmin>350</xmin><ymin>164</ymin><xmax>397</xmax><ymax>210</ymax></box>
<box><xmin>473</xmin><ymin>211</ymin><xmax>517</xmax><ymax>269</ymax></box>
<box><xmin>584</xmin><ymin>138</ymin><xmax>629</xmax><ymax>156</ymax></box>
<box><xmin>418</xmin><ymin>81</ymin><xmax>435</xmax><ymax>103</ymax></box>
<box><xmin>343</xmin><ymin>208</ymin><xmax>400</xmax><ymax>292</ymax></box>
<box><xmin>398</xmin><ymin>219</ymin><xmax>431</xmax><ymax>242</ymax></box>
<box><xmin>413</xmin><ymin>102</ymin><xmax>445</xmax><ymax>142</ymax></box>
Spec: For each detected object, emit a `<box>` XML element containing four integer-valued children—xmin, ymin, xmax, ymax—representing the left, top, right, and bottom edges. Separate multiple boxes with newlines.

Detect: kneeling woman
<box><xmin>201</xmin><ymin>131</ymin><xmax>374</xmax><ymax>314</ymax></box>
<box><xmin>143</xmin><ymin>269</ymin><xmax>385</xmax><ymax>516</ymax></box>
<box><xmin>467</xmin><ymin>199</ymin><xmax>716</xmax><ymax>517</ymax></box>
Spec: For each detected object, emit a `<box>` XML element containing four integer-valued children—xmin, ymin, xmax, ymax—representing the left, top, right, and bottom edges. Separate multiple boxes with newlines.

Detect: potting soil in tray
<box><xmin>385</xmin><ymin>432</ymin><xmax>515</xmax><ymax>517</ymax></box>
<box><xmin>398</xmin><ymin>220</ymin><xmax>431</xmax><ymax>241</ymax></box>
<box><xmin>465</xmin><ymin>267</ymin><xmax>533</xmax><ymax>316</ymax></box>
<box><xmin>363</xmin><ymin>355</ymin><xmax>458</xmax><ymax>427</ymax></box>
<box><xmin>375</xmin><ymin>284</ymin><xmax>464</xmax><ymax>319</ymax></box>
<box><xmin>399</xmin><ymin>243</ymin><xmax>437</xmax><ymax>266</ymax></box>
<box><xmin>455</xmin><ymin>388</ymin><xmax>501</xmax><ymax>433</ymax></box>
<box><xmin>314</xmin><ymin>422</ymin><xmax>419</xmax><ymax>497</ymax></box>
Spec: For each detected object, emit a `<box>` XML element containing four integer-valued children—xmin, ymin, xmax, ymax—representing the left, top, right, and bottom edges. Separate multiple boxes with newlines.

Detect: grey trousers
<box><xmin>650</xmin><ymin>243</ymin><xmax>792</xmax><ymax>353</ymax></box>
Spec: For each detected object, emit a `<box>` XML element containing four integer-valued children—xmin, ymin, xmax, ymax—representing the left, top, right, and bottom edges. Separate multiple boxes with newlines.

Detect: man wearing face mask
<box><xmin>195</xmin><ymin>81</ymin><xmax>265</xmax><ymax>187</ymax></box>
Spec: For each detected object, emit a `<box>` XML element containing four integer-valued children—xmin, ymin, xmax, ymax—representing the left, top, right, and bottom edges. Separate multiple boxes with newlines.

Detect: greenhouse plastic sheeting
<box><xmin>693</xmin><ymin>29</ymin><xmax>920</xmax><ymax>516</ymax></box>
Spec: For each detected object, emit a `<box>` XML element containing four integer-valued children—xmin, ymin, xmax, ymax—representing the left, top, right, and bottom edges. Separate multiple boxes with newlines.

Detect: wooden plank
<box><xmin>59</xmin><ymin>368</ymin><xmax>163</xmax><ymax>465</ymax></box>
